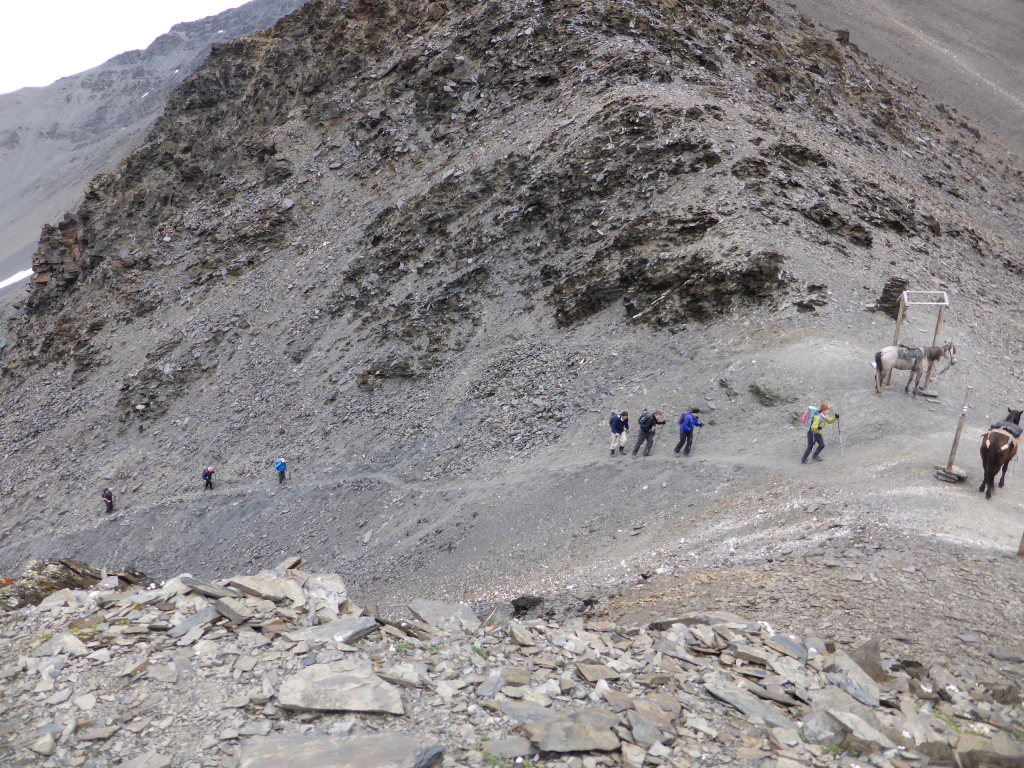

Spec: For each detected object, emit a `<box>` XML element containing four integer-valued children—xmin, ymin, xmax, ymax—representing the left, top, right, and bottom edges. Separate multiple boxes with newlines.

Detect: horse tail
<box><xmin>874</xmin><ymin>351</ymin><xmax>883</xmax><ymax>391</ymax></box>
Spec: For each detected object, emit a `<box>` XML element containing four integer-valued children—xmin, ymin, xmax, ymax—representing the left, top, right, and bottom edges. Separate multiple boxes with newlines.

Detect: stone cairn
<box><xmin>0</xmin><ymin>557</ymin><xmax>1022</xmax><ymax>768</ymax></box>
<box><xmin>875</xmin><ymin>277</ymin><xmax>910</xmax><ymax>320</ymax></box>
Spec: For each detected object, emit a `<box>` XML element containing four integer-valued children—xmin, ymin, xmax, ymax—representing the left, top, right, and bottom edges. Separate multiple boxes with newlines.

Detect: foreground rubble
<box><xmin>1</xmin><ymin>559</ymin><xmax>1022</xmax><ymax>767</ymax></box>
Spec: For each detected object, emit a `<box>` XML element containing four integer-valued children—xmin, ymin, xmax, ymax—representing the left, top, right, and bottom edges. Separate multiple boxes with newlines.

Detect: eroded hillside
<box><xmin>1</xmin><ymin>0</ymin><xmax>1022</xmax><ymax>607</ymax></box>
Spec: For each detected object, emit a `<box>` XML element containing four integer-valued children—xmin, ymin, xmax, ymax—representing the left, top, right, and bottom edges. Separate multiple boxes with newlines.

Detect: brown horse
<box><xmin>873</xmin><ymin>341</ymin><xmax>956</xmax><ymax>396</ymax></box>
<box><xmin>979</xmin><ymin>408</ymin><xmax>1023</xmax><ymax>499</ymax></box>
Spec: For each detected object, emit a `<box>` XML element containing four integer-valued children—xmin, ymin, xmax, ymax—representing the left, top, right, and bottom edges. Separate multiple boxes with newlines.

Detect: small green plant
<box><xmin>482</xmin><ymin>752</ymin><xmax>506</xmax><ymax>767</ymax></box>
<box><xmin>32</xmin><ymin>631</ymin><xmax>54</xmax><ymax>649</ymax></box>
<box><xmin>69</xmin><ymin>626</ymin><xmax>95</xmax><ymax>638</ymax></box>
<box><xmin>394</xmin><ymin>642</ymin><xmax>415</xmax><ymax>653</ymax></box>
<box><xmin>472</xmin><ymin>645</ymin><xmax>489</xmax><ymax>660</ymax></box>
<box><xmin>934</xmin><ymin>712</ymin><xmax>964</xmax><ymax>735</ymax></box>
<box><xmin>822</xmin><ymin>745</ymin><xmax>844</xmax><ymax>755</ymax></box>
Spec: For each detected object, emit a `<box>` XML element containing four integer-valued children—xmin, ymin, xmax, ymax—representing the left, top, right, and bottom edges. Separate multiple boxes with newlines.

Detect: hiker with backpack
<box><xmin>202</xmin><ymin>466</ymin><xmax>215</xmax><ymax>490</ymax></box>
<box><xmin>674</xmin><ymin>408</ymin><xmax>704</xmax><ymax>456</ymax></box>
<box><xmin>801</xmin><ymin>403</ymin><xmax>839</xmax><ymax>463</ymax></box>
<box><xmin>632</xmin><ymin>410</ymin><xmax>666</xmax><ymax>457</ymax></box>
<box><xmin>275</xmin><ymin>458</ymin><xmax>288</xmax><ymax>484</ymax></box>
<box><xmin>101</xmin><ymin>487</ymin><xmax>114</xmax><ymax>514</ymax></box>
<box><xmin>609</xmin><ymin>410</ymin><xmax>630</xmax><ymax>456</ymax></box>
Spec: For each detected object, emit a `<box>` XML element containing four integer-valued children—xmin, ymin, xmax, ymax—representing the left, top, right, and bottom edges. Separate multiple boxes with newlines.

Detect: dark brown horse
<box><xmin>979</xmin><ymin>408</ymin><xmax>1023</xmax><ymax>499</ymax></box>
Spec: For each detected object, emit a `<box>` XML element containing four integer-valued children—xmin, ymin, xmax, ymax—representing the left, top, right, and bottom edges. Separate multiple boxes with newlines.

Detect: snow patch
<box><xmin>0</xmin><ymin>269</ymin><xmax>33</xmax><ymax>291</ymax></box>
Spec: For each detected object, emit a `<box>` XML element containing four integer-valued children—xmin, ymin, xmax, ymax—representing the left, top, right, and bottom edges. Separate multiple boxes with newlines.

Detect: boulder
<box><xmin>240</xmin><ymin>733</ymin><xmax>442</xmax><ymax>768</ymax></box>
<box><xmin>408</xmin><ymin>599</ymin><xmax>480</xmax><ymax>633</ymax></box>
<box><xmin>277</xmin><ymin>659</ymin><xmax>404</xmax><ymax>715</ymax></box>
<box><xmin>521</xmin><ymin>708</ymin><xmax>621</xmax><ymax>752</ymax></box>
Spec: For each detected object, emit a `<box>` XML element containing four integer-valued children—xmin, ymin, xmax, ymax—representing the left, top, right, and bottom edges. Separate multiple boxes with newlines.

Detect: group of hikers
<box><xmin>100</xmin><ymin>404</ymin><xmax>843</xmax><ymax>512</ymax></box>
<box><xmin>608</xmin><ymin>402</ymin><xmax>840</xmax><ymax>464</ymax></box>
<box><xmin>100</xmin><ymin>458</ymin><xmax>289</xmax><ymax>513</ymax></box>
<box><xmin>609</xmin><ymin>408</ymin><xmax>705</xmax><ymax>457</ymax></box>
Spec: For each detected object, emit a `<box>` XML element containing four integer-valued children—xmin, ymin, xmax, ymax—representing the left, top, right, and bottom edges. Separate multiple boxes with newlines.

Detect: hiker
<box><xmin>202</xmin><ymin>466</ymin><xmax>215</xmax><ymax>490</ymax></box>
<box><xmin>275</xmin><ymin>458</ymin><xmax>288</xmax><ymax>484</ymax></box>
<box><xmin>609</xmin><ymin>410</ymin><xmax>630</xmax><ymax>456</ymax></box>
<box><xmin>632</xmin><ymin>410</ymin><xmax>666</xmax><ymax>457</ymax></box>
<box><xmin>101</xmin><ymin>487</ymin><xmax>114</xmax><ymax>514</ymax></box>
<box><xmin>674</xmin><ymin>408</ymin><xmax>704</xmax><ymax>456</ymax></box>
<box><xmin>802</xmin><ymin>403</ymin><xmax>839</xmax><ymax>463</ymax></box>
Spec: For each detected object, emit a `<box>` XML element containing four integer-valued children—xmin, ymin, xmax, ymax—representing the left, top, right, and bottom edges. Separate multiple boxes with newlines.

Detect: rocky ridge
<box><xmin>2</xmin><ymin>559</ymin><xmax>1022</xmax><ymax>768</ymax></box>
<box><xmin>0</xmin><ymin>0</ymin><xmax>307</xmax><ymax>285</ymax></box>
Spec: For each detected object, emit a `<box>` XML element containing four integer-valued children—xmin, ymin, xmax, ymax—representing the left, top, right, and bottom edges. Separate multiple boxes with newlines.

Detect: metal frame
<box><xmin>889</xmin><ymin>291</ymin><xmax>950</xmax><ymax>389</ymax></box>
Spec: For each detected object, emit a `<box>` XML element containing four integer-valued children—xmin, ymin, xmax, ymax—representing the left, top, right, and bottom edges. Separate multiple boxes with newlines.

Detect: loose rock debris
<box><xmin>1</xmin><ymin>558</ymin><xmax>1022</xmax><ymax>767</ymax></box>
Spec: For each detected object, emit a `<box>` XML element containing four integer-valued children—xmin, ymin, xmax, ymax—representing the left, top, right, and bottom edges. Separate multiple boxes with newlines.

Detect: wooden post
<box><xmin>892</xmin><ymin>292</ymin><xmax>907</xmax><ymax>346</ymax></box>
<box><xmin>945</xmin><ymin>387</ymin><xmax>972</xmax><ymax>472</ymax></box>
<box><xmin>924</xmin><ymin>304</ymin><xmax>947</xmax><ymax>391</ymax></box>
<box><xmin>1018</xmin><ymin>530</ymin><xmax>1024</xmax><ymax>557</ymax></box>
<box><xmin>888</xmin><ymin>293</ymin><xmax>907</xmax><ymax>385</ymax></box>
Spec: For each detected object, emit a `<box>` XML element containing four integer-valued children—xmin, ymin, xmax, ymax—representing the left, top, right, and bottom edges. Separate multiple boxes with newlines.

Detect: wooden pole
<box><xmin>1018</xmin><ymin>530</ymin><xmax>1024</xmax><ymax>558</ymax></box>
<box><xmin>888</xmin><ymin>293</ymin><xmax>907</xmax><ymax>385</ymax></box>
<box><xmin>892</xmin><ymin>292</ymin><xmax>907</xmax><ymax>346</ymax></box>
<box><xmin>924</xmin><ymin>304</ymin><xmax>948</xmax><ymax>392</ymax></box>
<box><xmin>945</xmin><ymin>387</ymin><xmax>972</xmax><ymax>472</ymax></box>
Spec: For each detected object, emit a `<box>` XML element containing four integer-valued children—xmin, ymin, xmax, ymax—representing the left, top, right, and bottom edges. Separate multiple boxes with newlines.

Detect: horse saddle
<box><xmin>897</xmin><ymin>346</ymin><xmax>924</xmax><ymax>361</ymax></box>
<box><xmin>989</xmin><ymin>421</ymin><xmax>1023</xmax><ymax>439</ymax></box>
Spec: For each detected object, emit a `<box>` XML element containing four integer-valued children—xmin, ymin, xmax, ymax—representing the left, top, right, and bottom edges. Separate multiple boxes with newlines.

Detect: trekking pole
<box><xmin>692</xmin><ymin>425</ymin><xmax>702</xmax><ymax>452</ymax></box>
<box><xmin>837</xmin><ymin>418</ymin><xmax>843</xmax><ymax>455</ymax></box>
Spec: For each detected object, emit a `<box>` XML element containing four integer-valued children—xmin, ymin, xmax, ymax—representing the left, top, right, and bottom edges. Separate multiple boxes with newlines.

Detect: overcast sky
<box><xmin>0</xmin><ymin>1</ymin><xmax>246</xmax><ymax>95</ymax></box>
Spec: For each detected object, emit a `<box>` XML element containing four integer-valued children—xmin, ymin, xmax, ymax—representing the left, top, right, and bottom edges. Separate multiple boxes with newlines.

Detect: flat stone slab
<box><xmin>167</xmin><ymin>606</ymin><xmax>220</xmax><ymax>639</ymax></box>
<box><xmin>281</xmin><ymin>616</ymin><xmax>379</xmax><ymax>646</ymax></box>
<box><xmin>228</xmin><ymin>573</ymin><xmax>306</xmax><ymax>606</ymax></box>
<box><xmin>278</xmin><ymin>658</ymin><xmax>404</xmax><ymax>715</ymax></box>
<box><xmin>240</xmin><ymin>733</ymin><xmax>442</xmax><ymax>768</ymax></box>
<box><xmin>408</xmin><ymin>598</ymin><xmax>480</xmax><ymax>632</ymax></box>
<box><xmin>181</xmin><ymin>576</ymin><xmax>242</xmax><ymax>600</ymax></box>
<box><xmin>704</xmin><ymin>674</ymin><xmax>796</xmax><ymax>729</ymax></box>
<box><xmin>521</xmin><ymin>708</ymin><xmax>621</xmax><ymax>752</ymax></box>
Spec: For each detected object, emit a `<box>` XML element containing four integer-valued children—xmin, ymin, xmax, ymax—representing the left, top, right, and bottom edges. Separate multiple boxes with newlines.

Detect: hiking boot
<box><xmin>813</xmin><ymin>455</ymin><xmax>824</xmax><ymax>462</ymax></box>
<box><xmin>619</xmin><ymin>447</ymin><xmax>625</xmax><ymax>454</ymax></box>
<box><xmin>610</xmin><ymin>449</ymin><xmax>616</xmax><ymax>456</ymax></box>
<box><xmin>801</xmin><ymin>458</ymin><xmax>808</xmax><ymax>464</ymax></box>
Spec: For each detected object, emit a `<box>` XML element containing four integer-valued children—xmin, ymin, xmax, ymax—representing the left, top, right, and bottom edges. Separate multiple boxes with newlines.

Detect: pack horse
<box><xmin>979</xmin><ymin>408</ymin><xmax>1023</xmax><ymax>499</ymax></box>
<box><xmin>873</xmin><ymin>341</ymin><xmax>956</xmax><ymax>396</ymax></box>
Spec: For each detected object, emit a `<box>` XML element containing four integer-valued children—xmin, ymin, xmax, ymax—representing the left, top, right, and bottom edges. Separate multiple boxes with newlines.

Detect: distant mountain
<box><xmin>0</xmin><ymin>0</ymin><xmax>308</xmax><ymax>284</ymax></box>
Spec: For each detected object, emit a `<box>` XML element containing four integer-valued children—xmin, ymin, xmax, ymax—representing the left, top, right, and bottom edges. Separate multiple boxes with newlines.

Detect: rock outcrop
<box><xmin>1</xmin><ymin>559</ymin><xmax>1021</xmax><ymax>767</ymax></box>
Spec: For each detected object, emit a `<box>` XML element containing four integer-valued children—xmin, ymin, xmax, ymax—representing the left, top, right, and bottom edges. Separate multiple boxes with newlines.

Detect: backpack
<box><xmin>801</xmin><ymin>406</ymin><xmax>820</xmax><ymax>425</ymax></box>
<box><xmin>638</xmin><ymin>411</ymin><xmax>655</xmax><ymax>431</ymax></box>
<box><xmin>609</xmin><ymin>410</ymin><xmax>621</xmax><ymax>428</ymax></box>
<box><xmin>275</xmin><ymin>459</ymin><xmax>286</xmax><ymax>472</ymax></box>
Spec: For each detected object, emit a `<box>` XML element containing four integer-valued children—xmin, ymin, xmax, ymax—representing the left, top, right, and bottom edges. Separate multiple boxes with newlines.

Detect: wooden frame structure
<box><xmin>890</xmin><ymin>291</ymin><xmax>950</xmax><ymax>389</ymax></box>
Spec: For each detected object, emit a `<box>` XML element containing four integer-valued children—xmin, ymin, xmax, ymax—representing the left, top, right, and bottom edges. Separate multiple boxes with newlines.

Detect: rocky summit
<box><xmin>1</xmin><ymin>559</ymin><xmax>1022</xmax><ymax>767</ymax></box>
<box><xmin>0</xmin><ymin>0</ymin><xmax>1023</xmax><ymax>764</ymax></box>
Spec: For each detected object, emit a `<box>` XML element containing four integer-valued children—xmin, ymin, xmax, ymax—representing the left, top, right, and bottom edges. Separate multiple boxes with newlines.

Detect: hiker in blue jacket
<box><xmin>275</xmin><ymin>458</ymin><xmax>288</xmax><ymax>484</ymax></box>
<box><xmin>609</xmin><ymin>410</ymin><xmax>629</xmax><ymax>456</ymax></box>
<box><xmin>674</xmin><ymin>408</ymin><xmax>704</xmax><ymax>456</ymax></box>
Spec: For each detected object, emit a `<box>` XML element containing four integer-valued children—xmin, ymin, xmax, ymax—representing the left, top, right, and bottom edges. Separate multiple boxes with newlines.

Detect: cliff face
<box><xmin>0</xmin><ymin>0</ymin><xmax>308</xmax><ymax>284</ymax></box>
<box><xmin>0</xmin><ymin>0</ymin><xmax>1022</xmax><ymax>602</ymax></box>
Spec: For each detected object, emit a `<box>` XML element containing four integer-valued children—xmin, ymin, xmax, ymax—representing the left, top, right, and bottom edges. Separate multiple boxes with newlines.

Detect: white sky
<box><xmin>0</xmin><ymin>1</ymin><xmax>246</xmax><ymax>95</ymax></box>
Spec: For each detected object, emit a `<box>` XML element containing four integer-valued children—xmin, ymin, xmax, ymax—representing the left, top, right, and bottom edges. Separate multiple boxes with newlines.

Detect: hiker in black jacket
<box><xmin>632</xmin><ymin>410</ymin><xmax>666</xmax><ymax>457</ymax></box>
<box><xmin>101</xmin><ymin>487</ymin><xmax>114</xmax><ymax>514</ymax></box>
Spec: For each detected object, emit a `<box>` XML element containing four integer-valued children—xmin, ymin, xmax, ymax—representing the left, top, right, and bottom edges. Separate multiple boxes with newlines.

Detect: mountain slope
<box><xmin>1</xmin><ymin>0</ymin><xmax>1022</xmax><ymax>606</ymax></box>
<box><xmin>0</xmin><ymin>0</ymin><xmax>308</xmax><ymax>285</ymax></box>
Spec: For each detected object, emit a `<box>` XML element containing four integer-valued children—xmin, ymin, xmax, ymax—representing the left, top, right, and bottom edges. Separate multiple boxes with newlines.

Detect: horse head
<box><xmin>1008</xmin><ymin>408</ymin><xmax>1023</xmax><ymax>426</ymax></box>
<box><xmin>936</xmin><ymin>341</ymin><xmax>956</xmax><ymax>373</ymax></box>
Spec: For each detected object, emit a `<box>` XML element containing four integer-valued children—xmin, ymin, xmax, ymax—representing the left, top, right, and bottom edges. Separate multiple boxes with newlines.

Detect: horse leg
<box><xmin>979</xmin><ymin>443</ymin><xmax>990</xmax><ymax>494</ymax></box>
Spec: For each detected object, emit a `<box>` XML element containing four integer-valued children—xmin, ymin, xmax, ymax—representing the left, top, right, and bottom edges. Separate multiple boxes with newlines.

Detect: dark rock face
<box><xmin>0</xmin><ymin>0</ymin><xmax>308</xmax><ymax>282</ymax></box>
